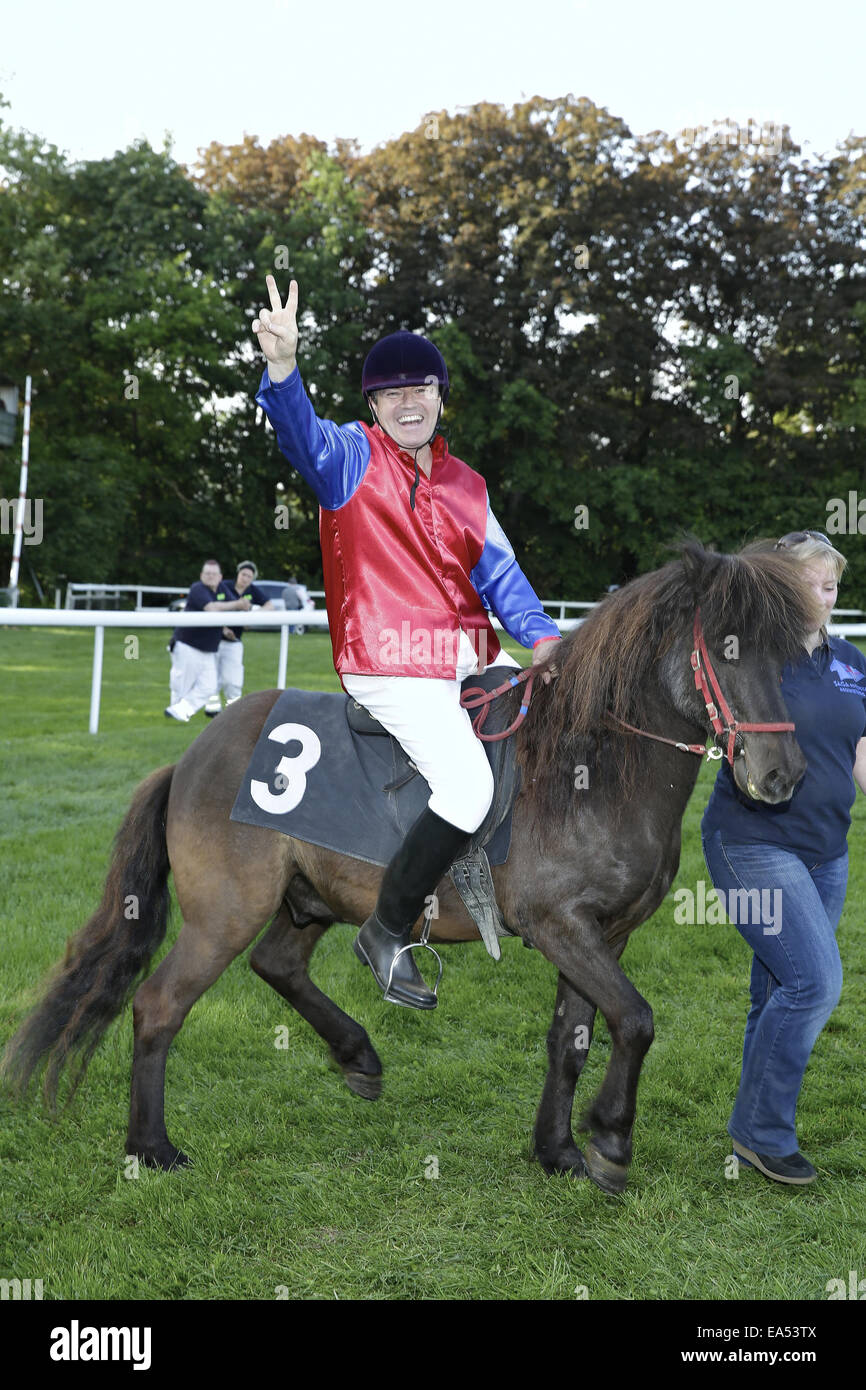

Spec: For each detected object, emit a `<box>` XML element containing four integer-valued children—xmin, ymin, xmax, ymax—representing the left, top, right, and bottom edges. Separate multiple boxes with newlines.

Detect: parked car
<box><xmin>253</xmin><ymin>580</ymin><xmax>307</xmax><ymax>634</ymax></box>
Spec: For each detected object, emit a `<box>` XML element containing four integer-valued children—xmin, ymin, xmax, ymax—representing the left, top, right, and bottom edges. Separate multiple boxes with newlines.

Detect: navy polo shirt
<box><xmin>702</xmin><ymin>636</ymin><xmax>866</xmax><ymax>864</ymax></box>
<box><xmin>174</xmin><ymin>581</ymin><xmax>233</xmax><ymax>653</ymax></box>
<box><xmin>223</xmin><ymin>581</ymin><xmax>269</xmax><ymax>639</ymax></box>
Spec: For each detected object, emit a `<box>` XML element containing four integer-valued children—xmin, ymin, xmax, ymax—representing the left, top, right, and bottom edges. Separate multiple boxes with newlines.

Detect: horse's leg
<box><xmin>126</xmin><ymin>692</ymin><xmax>293</xmax><ymax>1170</ymax></box>
<box><xmin>250</xmin><ymin>906</ymin><xmax>383</xmax><ymax>1099</ymax></box>
<box><xmin>127</xmin><ymin>911</ymin><xmax>266</xmax><ymax>1170</ymax></box>
<box><xmin>532</xmin><ymin>973</ymin><xmax>596</xmax><ymax>1178</ymax></box>
<box><xmin>532</xmin><ymin>909</ymin><xmax>653</xmax><ymax>1194</ymax></box>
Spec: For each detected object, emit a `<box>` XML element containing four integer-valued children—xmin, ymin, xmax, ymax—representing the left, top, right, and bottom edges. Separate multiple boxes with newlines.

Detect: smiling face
<box><xmin>372</xmin><ymin>382</ymin><xmax>441</xmax><ymax>450</ymax></box>
<box><xmin>200</xmin><ymin>562</ymin><xmax>222</xmax><ymax>591</ymax></box>
<box><xmin>800</xmin><ymin>556</ymin><xmax>838</xmax><ymax>632</ymax></box>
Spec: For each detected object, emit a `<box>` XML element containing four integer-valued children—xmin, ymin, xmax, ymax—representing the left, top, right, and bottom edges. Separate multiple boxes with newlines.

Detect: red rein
<box><xmin>461</xmin><ymin>610</ymin><xmax>796</xmax><ymax>763</ymax></box>
<box><xmin>611</xmin><ymin>609</ymin><xmax>795</xmax><ymax>765</ymax></box>
<box><xmin>460</xmin><ymin>668</ymin><xmax>535</xmax><ymax>742</ymax></box>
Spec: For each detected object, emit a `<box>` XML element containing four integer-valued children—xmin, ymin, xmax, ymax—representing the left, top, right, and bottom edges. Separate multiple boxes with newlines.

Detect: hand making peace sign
<box><xmin>252</xmin><ymin>276</ymin><xmax>299</xmax><ymax>383</ymax></box>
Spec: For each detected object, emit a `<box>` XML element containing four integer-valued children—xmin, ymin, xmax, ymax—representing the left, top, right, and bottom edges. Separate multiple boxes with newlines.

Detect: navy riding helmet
<box><xmin>361</xmin><ymin>331</ymin><xmax>449</xmax><ymax>404</ymax></box>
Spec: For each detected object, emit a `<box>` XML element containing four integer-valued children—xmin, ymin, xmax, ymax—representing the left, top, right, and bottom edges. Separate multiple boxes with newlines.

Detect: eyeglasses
<box><xmin>774</xmin><ymin>530</ymin><xmax>832</xmax><ymax>550</ymax></box>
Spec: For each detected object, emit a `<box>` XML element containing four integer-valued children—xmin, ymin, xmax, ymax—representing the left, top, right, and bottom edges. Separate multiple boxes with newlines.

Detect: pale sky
<box><xmin>1</xmin><ymin>0</ymin><xmax>862</xmax><ymax>169</ymax></box>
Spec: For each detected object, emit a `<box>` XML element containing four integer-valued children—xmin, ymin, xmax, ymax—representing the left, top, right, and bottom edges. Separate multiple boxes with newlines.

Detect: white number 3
<box><xmin>250</xmin><ymin>722</ymin><xmax>322</xmax><ymax>814</ymax></box>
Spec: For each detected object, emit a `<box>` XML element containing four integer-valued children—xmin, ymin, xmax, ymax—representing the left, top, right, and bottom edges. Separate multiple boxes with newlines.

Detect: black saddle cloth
<box><xmin>229</xmin><ymin>667</ymin><xmax>522</xmax><ymax>866</ymax></box>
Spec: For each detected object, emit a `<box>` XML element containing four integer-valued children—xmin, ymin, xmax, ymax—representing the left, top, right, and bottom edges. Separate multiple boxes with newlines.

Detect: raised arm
<box><xmin>253</xmin><ymin>277</ymin><xmax>369</xmax><ymax>509</ymax></box>
<box><xmin>252</xmin><ymin>275</ymin><xmax>299</xmax><ymax>383</ymax></box>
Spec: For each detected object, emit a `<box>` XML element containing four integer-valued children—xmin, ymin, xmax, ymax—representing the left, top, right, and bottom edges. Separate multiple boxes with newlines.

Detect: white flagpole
<box><xmin>8</xmin><ymin>374</ymin><xmax>32</xmax><ymax>607</ymax></box>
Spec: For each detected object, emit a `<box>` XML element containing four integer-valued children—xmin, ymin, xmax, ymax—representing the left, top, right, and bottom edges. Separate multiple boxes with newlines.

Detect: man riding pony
<box><xmin>253</xmin><ymin>276</ymin><xmax>561</xmax><ymax>1010</ymax></box>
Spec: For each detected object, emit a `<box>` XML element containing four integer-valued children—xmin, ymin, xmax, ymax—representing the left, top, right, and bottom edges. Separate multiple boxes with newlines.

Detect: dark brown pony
<box><xmin>2</xmin><ymin>541</ymin><xmax>818</xmax><ymax>1192</ymax></box>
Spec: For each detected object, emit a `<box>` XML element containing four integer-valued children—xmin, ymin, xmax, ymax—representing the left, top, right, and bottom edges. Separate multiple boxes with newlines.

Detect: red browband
<box><xmin>610</xmin><ymin>608</ymin><xmax>795</xmax><ymax>764</ymax></box>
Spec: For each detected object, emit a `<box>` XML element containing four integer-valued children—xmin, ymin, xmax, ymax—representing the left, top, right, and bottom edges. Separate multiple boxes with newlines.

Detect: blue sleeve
<box><xmin>184</xmin><ymin>582</ymin><xmax>212</xmax><ymax>613</ymax></box>
<box><xmin>255</xmin><ymin>366</ymin><xmax>371</xmax><ymax>510</ymax></box>
<box><xmin>470</xmin><ymin>498</ymin><xmax>562</xmax><ymax>649</ymax></box>
<box><xmin>249</xmin><ymin>584</ymin><xmax>269</xmax><ymax>606</ymax></box>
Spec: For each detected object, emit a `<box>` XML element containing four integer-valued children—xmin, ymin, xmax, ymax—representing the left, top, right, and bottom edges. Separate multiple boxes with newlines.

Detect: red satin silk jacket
<box><xmin>256</xmin><ymin>367</ymin><xmax>561</xmax><ymax>687</ymax></box>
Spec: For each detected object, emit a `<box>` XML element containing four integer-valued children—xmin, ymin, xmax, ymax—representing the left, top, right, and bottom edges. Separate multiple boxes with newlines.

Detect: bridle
<box><xmin>608</xmin><ymin>608</ymin><xmax>795</xmax><ymax>765</ymax></box>
<box><xmin>461</xmin><ymin>608</ymin><xmax>796</xmax><ymax>761</ymax></box>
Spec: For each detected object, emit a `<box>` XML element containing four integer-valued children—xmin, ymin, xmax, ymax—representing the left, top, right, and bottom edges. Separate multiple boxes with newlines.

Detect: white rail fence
<box><xmin>4</xmin><ymin>607</ymin><xmax>864</xmax><ymax>736</ymax></box>
<box><xmin>61</xmin><ymin>583</ymin><xmax>324</xmax><ymax>611</ymax></box>
<box><xmin>63</xmin><ymin>583</ymin><xmax>189</xmax><ymax>609</ymax></box>
<box><xmin>1</xmin><ymin>608</ymin><xmax>577</xmax><ymax>735</ymax></box>
<box><xmin>59</xmin><ymin>584</ymin><xmax>617</xmax><ymax>617</ymax></box>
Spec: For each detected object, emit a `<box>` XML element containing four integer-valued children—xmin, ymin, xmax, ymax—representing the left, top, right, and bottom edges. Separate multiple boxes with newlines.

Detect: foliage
<box><xmin>1</xmin><ymin>97</ymin><xmax>864</xmax><ymax>604</ymax></box>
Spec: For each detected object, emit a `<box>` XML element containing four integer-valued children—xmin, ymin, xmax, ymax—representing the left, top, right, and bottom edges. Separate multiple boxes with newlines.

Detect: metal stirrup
<box><xmin>383</xmin><ymin>904</ymin><xmax>443</xmax><ymax>1000</ymax></box>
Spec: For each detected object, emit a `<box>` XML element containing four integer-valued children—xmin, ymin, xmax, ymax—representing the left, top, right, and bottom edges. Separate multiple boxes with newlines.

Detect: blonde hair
<box><xmin>778</xmin><ymin>534</ymin><xmax>847</xmax><ymax>582</ymax></box>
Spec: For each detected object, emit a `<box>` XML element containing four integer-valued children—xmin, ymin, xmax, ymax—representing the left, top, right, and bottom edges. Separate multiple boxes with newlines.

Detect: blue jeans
<box><xmin>701</xmin><ymin>829</ymin><xmax>847</xmax><ymax>1156</ymax></box>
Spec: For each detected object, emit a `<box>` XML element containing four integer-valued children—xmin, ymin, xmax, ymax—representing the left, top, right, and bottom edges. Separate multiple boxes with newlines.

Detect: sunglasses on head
<box><xmin>774</xmin><ymin>530</ymin><xmax>831</xmax><ymax>550</ymax></box>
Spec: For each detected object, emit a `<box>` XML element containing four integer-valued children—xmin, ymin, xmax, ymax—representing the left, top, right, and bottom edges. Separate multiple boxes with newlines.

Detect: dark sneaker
<box><xmin>731</xmin><ymin>1139</ymin><xmax>816</xmax><ymax>1185</ymax></box>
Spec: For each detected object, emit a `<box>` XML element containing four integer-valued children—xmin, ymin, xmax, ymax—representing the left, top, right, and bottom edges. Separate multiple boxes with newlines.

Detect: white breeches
<box><xmin>341</xmin><ymin>629</ymin><xmax>521</xmax><ymax>834</ymax></box>
<box><xmin>168</xmin><ymin>641</ymin><xmax>219</xmax><ymax>717</ymax></box>
<box><xmin>216</xmin><ymin>638</ymin><xmax>244</xmax><ymax>700</ymax></box>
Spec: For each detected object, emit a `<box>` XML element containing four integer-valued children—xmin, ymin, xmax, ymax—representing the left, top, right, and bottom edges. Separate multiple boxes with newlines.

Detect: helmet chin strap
<box><xmin>367</xmin><ymin>395</ymin><xmax>444</xmax><ymax>511</ymax></box>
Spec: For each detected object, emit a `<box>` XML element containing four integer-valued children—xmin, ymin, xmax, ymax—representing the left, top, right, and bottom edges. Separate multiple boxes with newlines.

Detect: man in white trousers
<box><xmin>253</xmin><ymin>276</ymin><xmax>561</xmax><ymax>1009</ymax></box>
<box><xmin>165</xmin><ymin>560</ymin><xmax>252</xmax><ymax>722</ymax></box>
<box><xmin>204</xmin><ymin>561</ymin><xmax>274</xmax><ymax>716</ymax></box>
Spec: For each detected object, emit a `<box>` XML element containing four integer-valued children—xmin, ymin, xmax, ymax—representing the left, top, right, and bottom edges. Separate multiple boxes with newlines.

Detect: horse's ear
<box><xmin>679</xmin><ymin>536</ymin><xmax>722</xmax><ymax>590</ymax></box>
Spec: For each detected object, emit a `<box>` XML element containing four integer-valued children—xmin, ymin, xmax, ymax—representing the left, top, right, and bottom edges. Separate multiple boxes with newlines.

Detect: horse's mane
<box><xmin>507</xmin><ymin>539</ymin><xmax>818</xmax><ymax>842</ymax></box>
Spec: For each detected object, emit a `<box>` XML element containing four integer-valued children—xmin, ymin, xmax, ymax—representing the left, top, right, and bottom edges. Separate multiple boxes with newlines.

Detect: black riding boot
<box><xmin>353</xmin><ymin>806</ymin><xmax>473</xmax><ymax>1008</ymax></box>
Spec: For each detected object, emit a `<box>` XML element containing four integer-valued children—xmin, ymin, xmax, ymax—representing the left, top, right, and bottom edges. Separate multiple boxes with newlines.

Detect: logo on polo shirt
<box><xmin>830</xmin><ymin>657</ymin><xmax>865</xmax><ymax>694</ymax></box>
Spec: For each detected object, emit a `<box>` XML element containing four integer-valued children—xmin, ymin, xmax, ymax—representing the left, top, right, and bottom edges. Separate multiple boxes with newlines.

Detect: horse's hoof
<box><xmin>584</xmin><ymin>1141</ymin><xmax>629</xmax><ymax>1194</ymax></box>
<box><xmin>131</xmin><ymin>1144</ymin><xmax>191</xmax><ymax>1172</ymax></box>
<box><xmin>342</xmin><ymin>1069</ymin><xmax>382</xmax><ymax>1100</ymax></box>
<box><xmin>534</xmin><ymin>1146</ymin><xmax>588</xmax><ymax>1179</ymax></box>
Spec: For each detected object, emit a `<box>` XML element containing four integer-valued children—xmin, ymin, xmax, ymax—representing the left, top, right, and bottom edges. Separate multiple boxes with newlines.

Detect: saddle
<box><xmin>230</xmin><ymin>669</ymin><xmax>523</xmax><ymax>959</ymax></box>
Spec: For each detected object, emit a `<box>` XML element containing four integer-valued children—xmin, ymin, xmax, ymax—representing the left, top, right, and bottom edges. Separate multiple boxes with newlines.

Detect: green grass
<box><xmin>1</xmin><ymin>626</ymin><xmax>865</xmax><ymax>1301</ymax></box>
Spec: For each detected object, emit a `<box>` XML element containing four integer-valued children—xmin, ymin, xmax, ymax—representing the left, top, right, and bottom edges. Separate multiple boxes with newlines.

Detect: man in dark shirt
<box><xmin>204</xmin><ymin>560</ymin><xmax>274</xmax><ymax>716</ymax></box>
<box><xmin>166</xmin><ymin>559</ymin><xmax>251</xmax><ymax>722</ymax></box>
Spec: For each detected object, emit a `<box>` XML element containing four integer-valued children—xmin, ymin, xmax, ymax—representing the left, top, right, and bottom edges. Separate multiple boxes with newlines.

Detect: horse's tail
<box><xmin>1</xmin><ymin>764</ymin><xmax>175</xmax><ymax>1106</ymax></box>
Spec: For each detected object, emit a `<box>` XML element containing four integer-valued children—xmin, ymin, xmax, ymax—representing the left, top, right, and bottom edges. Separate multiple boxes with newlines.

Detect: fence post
<box><xmin>278</xmin><ymin>624</ymin><xmax>289</xmax><ymax>689</ymax></box>
<box><xmin>89</xmin><ymin>625</ymin><xmax>105</xmax><ymax>734</ymax></box>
